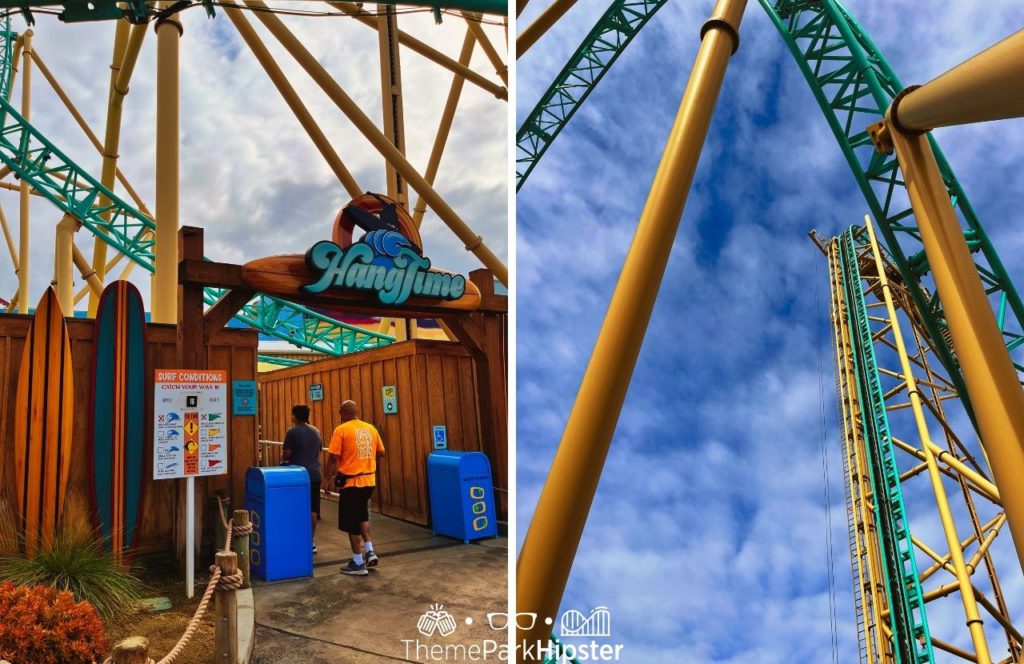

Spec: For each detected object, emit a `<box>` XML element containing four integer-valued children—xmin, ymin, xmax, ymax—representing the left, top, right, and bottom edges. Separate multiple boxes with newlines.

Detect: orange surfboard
<box><xmin>14</xmin><ymin>288</ymin><xmax>74</xmax><ymax>554</ymax></box>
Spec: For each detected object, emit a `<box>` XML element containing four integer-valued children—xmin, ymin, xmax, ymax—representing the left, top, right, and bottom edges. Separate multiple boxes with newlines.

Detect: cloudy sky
<box><xmin>0</xmin><ymin>2</ymin><xmax>508</xmax><ymax>308</ymax></box>
<box><xmin>516</xmin><ymin>1</ymin><xmax>1024</xmax><ymax>661</ymax></box>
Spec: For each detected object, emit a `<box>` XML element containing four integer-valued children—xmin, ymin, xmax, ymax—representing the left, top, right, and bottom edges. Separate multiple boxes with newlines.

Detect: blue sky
<box><xmin>516</xmin><ymin>1</ymin><xmax>1024</xmax><ymax>661</ymax></box>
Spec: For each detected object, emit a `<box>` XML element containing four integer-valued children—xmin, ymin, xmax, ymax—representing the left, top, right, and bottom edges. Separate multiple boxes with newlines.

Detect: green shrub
<box><xmin>0</xmin><ymin>529</ymin><xmax>146</xmax><ymax>620</ymax></box>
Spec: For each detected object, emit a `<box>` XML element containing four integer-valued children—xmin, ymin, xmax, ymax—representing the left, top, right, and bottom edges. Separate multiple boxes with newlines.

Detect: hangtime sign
<box><xmin>301</xmin><ymin>230</ymin><xmax>468</xmax><ymax>306</ymax></box>
<box><xmin>239</xmin><ymin>193</ymin><xmax>482</xmax><ymax>313</ymax></box>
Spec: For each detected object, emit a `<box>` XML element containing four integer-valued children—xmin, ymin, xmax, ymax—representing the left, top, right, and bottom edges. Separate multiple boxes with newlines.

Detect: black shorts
<box><xmin>310</xmin><ymin>483</ymin><xmax>321</xmax><ymax>515</ymax></box>
<box><xmin>337</xmin><ymin>486</ymin><xmax>374</xmax><ymax>534</ymax></box>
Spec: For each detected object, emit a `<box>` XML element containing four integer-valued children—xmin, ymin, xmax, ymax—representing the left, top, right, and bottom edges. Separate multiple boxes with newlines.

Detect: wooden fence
<box><xmin>258</xmin><ymin>339</ymin><xmax>506</xmax><ymax>525</ymax></box>
<box><xmin>0</xmin><ymin>314</ymin><xmax>259</xmax><ymax>555</ymax></box>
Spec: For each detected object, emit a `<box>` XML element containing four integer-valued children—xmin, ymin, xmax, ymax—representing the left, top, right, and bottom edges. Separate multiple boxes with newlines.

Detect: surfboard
<box><xmin>90</xmin><ymin>280</ymin><xmax>146</xmax><ymax>562</ymax></box>
<box><xmin>13</xmin><ymin>287</ymin><xmax>74</xmax><ymax>555</ymax></box>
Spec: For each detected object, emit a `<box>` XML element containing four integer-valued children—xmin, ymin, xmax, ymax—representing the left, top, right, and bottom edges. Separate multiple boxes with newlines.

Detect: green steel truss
<box><xmin>0</xmin><ymin>28</ymin><xmax>392</xmax><ymax>355</ymax></box>
<box><xmin>515</xmin><ymin>0</ymin><xmax>667</xmax><ymax>190</ymax></box>
<box><xmin>762</xmin><ymin>0</ymin><xmax>1024</xmax><ymax>414</ymax></box>
<box><xmin>837</xmin><ymin>228</ymin><xmax>933</xmax><ymax>664</ymax></box>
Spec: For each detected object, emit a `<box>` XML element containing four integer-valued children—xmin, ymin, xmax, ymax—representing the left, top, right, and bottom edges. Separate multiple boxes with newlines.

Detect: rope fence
<box><xmin>105</xmin><ymin>497</ymin><xmax>251</xmax><ymax>664</ymax></box>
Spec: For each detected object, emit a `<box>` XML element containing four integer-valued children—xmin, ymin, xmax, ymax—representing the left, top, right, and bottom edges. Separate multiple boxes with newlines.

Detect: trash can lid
<box><xmin>427</xmin><ymin>450</ymin><xmax>491</xmax><ymax>472</ymax></box>
<box><xmin>246</xmin><ymin>466</ymin><xmax>310</xmax><ymax>494</ymax></box>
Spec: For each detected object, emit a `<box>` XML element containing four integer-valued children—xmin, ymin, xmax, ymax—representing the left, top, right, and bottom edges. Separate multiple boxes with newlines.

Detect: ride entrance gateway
<box><xmin>0</xmin><ymin>1</ymin><xmax>509</xmax><ymax>661</ymax></box>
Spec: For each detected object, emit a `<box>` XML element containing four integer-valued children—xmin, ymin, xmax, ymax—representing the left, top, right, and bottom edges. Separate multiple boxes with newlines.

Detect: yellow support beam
<box><xmin>888</xmin><ymin>119</ymin><xmax>1024</xmax><ymax>576</ymax></box>
<box><xmin>247</xmin><ymin>0</ymin><xmax>509</xmax><ymax>286</ymax></box>
<box><xmin>463</xmin><ymin>13</ymin><xmax>507</xmax><ymax>86</ymax></box>
<box><xmin>863</xmin><ymin>215</ymin><xmax>993</xmax><ymax>663</ymax></box>
<box><xmin>0</xmin><ymin>203</ymin><xmax>17</xmax><ymax>273</ymax></box>
<box><xmin>324</xmin><ymin>0</ymin><xmax>507</xmax><ymax>100</ymax></box>
<box><xmin>515</xmin><ymin>1</ymin><xmax>746</xmax><ymax>657</ymax></box>
<box><xmin>29</xmin><ymin>47</ymin><xmax>152</xmax><ymax>219</ymax></box>
<box><xmin>224</xmin><ymin>4</ymin><xmax>362</xmax><ymax>198</ymax></box>
<box><xmin>16</xmin><ymin>30</ymin><xmax>32</xmax><ymax>314</ymax></box>
<box><xmin>413</xmin><ymin>28</ymin><xmax>476</xmax><ymax>227</ymax></box>
<box><xmin>378</xmin><ymin>3</ymin><xmax>408</xmax><ymax>208</ymax></box>
<box><xmin>516</xmin><ymin>0</ymin><xmax>578</xmax><ymax>59</ymax></box>
<box><xmin>90</xmin><ymin>20</ymin><xmax>148</xmax><ymax>315</ymax></box>
<box><xmin>891</xmin><ymin>29</ymin><xmax>1024</xmax><ymax>132</ymax></box>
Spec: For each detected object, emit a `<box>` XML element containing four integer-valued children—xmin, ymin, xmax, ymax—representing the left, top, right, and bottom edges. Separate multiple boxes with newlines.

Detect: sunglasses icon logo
<box><xmin>486</xmin><ymin>612</ymin><xmax>538</xmax><ymax>631</ymax></box>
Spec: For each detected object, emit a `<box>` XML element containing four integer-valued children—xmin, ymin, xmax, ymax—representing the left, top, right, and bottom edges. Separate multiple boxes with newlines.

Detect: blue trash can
<box><xmin>427</xmin><ymin>451</ymin><xmax>498</xmax><ymax>543</ymax></box>
<box><xmin>245</xmin><ymin>466</ymin><xmax>313</xmax><ymax>581</ymax></box>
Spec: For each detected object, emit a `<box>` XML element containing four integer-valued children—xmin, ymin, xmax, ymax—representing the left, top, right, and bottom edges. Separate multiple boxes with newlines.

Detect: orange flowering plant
<box><xmin>0</xmin><ymin>581</ymin><xmax>109</xmax><ymax>664</ymax></box>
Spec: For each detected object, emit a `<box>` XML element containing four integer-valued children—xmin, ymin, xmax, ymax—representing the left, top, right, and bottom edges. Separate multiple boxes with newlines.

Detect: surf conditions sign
<box><xmin>154</xmin><ymin>369</ymin><xmax>229</xmax><ymax>479</ymax></box>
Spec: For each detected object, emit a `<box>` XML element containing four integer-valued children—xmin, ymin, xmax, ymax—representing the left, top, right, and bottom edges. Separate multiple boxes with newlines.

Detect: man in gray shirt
<box><xmin>282</xmin><ymin>404</ymin><xmax>324</xmax><ymax>554</ymax></box>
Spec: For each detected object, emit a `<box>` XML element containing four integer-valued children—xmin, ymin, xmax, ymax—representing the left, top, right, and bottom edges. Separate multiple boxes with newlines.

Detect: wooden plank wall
<box><xmin>258</xmin><ymin>340</ymin><xmax>506</xmax><ymax>526</ymax></box>
<box><xmin>0</xmin><ymin>314</ymin><xmax>258</xmax><ymax>555</ymax></box>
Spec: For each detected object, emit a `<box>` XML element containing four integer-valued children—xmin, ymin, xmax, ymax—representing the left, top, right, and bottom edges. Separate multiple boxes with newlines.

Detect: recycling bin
<box><xmin>427</xmin><ymin>451</ymin><xmax>498</xmax><ymax>542</ymax></box>
<box><xmin>245</xmin><ymin>466</ymin><xmax>313</xmax><ymax>581</ymax></box>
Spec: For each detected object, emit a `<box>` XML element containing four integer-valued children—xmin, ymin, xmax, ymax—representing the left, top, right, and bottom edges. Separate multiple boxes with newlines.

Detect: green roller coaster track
<box><xmin>515</xmin><ymin>0</ymin><xmax>667</xmax><ymax>191</ymax></box>
<box><xmin>837</xmin><ymin>227</ymin><xmax>932</xmax><ymax>663</ymax></box>
<box><xmin>0</xmin><ymin>18</ymin><xmax>394</xmax><ymax>356</ymax></box>
<box><xmin>517</xmin><ymin>0</ymin><xmax>1022</xmax><ymax>655</ymax></box>
<box><xmin>519</xmin><ymin>0</ymin><xmax>1024</xmax><ymax>418</ymax></box>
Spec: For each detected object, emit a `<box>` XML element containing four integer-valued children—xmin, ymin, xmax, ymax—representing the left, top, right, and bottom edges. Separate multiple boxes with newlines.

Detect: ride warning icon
<box><xmin>184</xmin><ymin>411</ymin><xmax>200</xmax><ymax>475</ymax></box>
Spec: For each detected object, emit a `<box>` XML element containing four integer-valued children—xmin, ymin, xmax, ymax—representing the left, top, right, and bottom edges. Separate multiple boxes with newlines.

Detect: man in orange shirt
<box><xmin>321</xmin><ymin>400</ymin><xmax>385</xmax><ymax>576</ymax></box>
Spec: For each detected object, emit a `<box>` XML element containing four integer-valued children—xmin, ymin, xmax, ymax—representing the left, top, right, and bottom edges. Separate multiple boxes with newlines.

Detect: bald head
<box><xmin>339</xmin><ymin>400</ymin><xmax>358</xmax><ymax>422</ymax></box>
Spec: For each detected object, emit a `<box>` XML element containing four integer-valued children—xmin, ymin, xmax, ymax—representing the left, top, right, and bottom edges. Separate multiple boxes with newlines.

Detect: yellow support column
<box><xmin>89</xmin><ymin>20</ymin><xmax>147</xmax><ymax>316</ymax></box>
<box><xmin>887</xmin><ymin>119</ymin><xmax>1024</xmax><ymax>575</ymax></box>
<box><xmin>515</xmin><ymin>0</ymin><xmax>746</xmax><ymax>658</ymax></box>
<box><xmin>53</xmin><ymin>214</ymin><xmax>77</xmax><ymax>313</ymax></box>
<box><xmin>152</xmin><ymin>10</ymin><xmax>181</xmax><ymax>324</ymax></box>
<box><xmin>377</xmin><ymin>3</ymin><xmax>408</xmax><ymax>209</ymax></box>
<box><xmin>16</xmin><ymin>30</ymin><xmax>32</xmax><ymax>313</ymax></box>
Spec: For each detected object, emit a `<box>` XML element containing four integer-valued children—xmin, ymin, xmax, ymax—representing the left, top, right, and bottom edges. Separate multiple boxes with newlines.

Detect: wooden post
<box><xmin>175</xmin><ymin>226</ymin><xmax>207</xmax><ymax>581</ymax></box>
<box><xmin>111</xmin><ymin>636</ymin><xmax>150</xmax><ymax>664</ymax></box>
<box><xmin>214</xmin><ymin>550</ymin><xmax>239</xmax><ymax>664</ymax></box>
<box><xmin>232</xmin><ymin>508</ymin><xmax>251</xmax><ymax>589</ymax></box>
<box><xmin>177</xmin><ymin>226</ymin><xmax>206</xmax><ymax>370</ymax></box>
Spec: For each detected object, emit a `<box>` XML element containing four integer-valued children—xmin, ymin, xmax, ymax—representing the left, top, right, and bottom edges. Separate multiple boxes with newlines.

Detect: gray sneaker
<box><xmin>341</xmin><ymin>560</ymin><xmax>368</xmax><ymax>576</ymax></box>
<box><xmin>365</xmin><ymin>550</ymin><xmax>379</xmax><ymax>568</ymax></box>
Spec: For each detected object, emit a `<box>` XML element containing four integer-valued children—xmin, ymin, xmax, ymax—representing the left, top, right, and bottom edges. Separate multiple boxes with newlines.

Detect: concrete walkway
<box><xmin>250</xmin><ymin>499</ymin><xmax>508</xmax><ymax>663</ymax></box>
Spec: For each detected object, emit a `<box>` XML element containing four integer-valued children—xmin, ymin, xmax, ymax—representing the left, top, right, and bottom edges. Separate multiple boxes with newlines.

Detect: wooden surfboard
<box><xmin>13</xmin><ymin>287</ymin><xmax>74</xmax><ymax>555</ymax></box>
<box><xmin>90</xmin><ymin>281</ymin><xmax>146</xmax><ymax>562</ymax></box>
